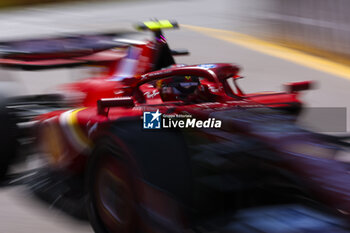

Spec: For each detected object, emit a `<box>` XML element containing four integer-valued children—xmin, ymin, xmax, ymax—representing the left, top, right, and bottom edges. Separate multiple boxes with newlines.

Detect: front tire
<box><xmin>86</xmin><ymin>139</ymin><xmax>138</xmax><ymax>233</ymax></box>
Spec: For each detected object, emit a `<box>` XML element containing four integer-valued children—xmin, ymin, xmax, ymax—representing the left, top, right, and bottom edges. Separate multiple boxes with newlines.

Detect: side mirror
<box><xmin>285</xmin><ymin>81</ymin><xmax>315</xmax><ymax>93</ymax></box>
<box><xmin>97</xmin><ymin>97</ymin><xmax>134</xmax><ymax>116</ymax></box>
<box><xmin>171</xmin><ymin>49</ymin><xmax>189</xmax><ymax>56</ymax></box>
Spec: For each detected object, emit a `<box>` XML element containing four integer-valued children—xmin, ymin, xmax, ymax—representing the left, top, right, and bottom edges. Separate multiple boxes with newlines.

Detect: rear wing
<box><xmin>0</xmin><ymin>32</ymin><xmax>134</xmax><ymax>70</ymax></box>
<box><xmin>0</xmin><ymin>20</ymin><xmax>188</xmax><ymax>71</ymax></box>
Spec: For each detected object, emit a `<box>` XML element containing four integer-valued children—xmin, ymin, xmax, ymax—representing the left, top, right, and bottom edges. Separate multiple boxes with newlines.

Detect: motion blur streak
<box><xmin>183</xmin><ymin>24</ymin><xmax>350</xmax><ymax>81</ymax></box>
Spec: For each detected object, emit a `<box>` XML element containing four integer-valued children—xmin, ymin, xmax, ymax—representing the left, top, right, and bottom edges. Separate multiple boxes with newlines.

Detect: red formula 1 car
<box><xmin>1</xmin><ymin>20</ymin><xmax>349</xmax><ymax>233</ymax></box>
<box><xmin>0</xmin><ymin>20</ymin><xmax>310</xmax><ymax>176</ymax></box>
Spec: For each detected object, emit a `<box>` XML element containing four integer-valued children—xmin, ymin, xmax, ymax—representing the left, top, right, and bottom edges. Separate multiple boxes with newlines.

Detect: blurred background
<box><xmin>246</xmin><ymin>0</ymin><xmax>350</xmax><ymax>65</ymax></box>
<box><xmin>0</xmin><ymin>0</ymin><xmax>350</xmax><ymax>232</ymax></box>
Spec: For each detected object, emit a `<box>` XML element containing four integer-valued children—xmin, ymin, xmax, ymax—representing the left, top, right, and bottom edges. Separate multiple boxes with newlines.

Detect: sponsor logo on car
<box><xmin>197</xmin><ymin>64</ymin><xmax>217</xmax><ymax>69</ymax></box>
<box><xmin>144</xmin><ymin>90</ymin><xmax>159</xmax><ymax>98</ymax></box>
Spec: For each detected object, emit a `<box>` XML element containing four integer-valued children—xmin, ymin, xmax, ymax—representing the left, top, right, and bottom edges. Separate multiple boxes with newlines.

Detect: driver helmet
<box><xmin>156</xmin><ymin>75</ymin><xmax>200</xmax><ymax>101</ymax></box>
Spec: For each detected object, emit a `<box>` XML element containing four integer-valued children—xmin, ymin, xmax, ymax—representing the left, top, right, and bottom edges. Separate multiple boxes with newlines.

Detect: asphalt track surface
<box><xmin>0</xmin><ymin>0</ymin><xmax>350</xmax><ymax>232</ymax></box>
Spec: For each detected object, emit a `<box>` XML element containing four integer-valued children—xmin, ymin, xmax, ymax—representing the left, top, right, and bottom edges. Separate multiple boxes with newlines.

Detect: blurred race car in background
<box><xmin>0</xmin><ymin>20</ymin><xmax>350</xmax><ymax>233</ymax></box>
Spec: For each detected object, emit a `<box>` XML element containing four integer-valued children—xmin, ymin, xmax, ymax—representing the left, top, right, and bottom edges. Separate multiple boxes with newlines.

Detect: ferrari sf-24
<box><xmin>0</xmin><ymin>20</ymin><xmax>349</xmax><ymax>233</ymax></box>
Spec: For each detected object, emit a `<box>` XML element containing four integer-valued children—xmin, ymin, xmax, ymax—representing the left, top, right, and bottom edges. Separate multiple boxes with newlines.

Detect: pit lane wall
<box><xmin>252</xmin><ymin>0</ymin><xmax>350</xmax><ymax>60</ymax></box>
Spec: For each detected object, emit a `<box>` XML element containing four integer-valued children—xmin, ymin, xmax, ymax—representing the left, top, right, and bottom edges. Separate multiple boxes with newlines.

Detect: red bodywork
<box><xmin>34</xmin><ymin>61</ymin><xmax>310</xmax><ymax>173</ymax></box>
